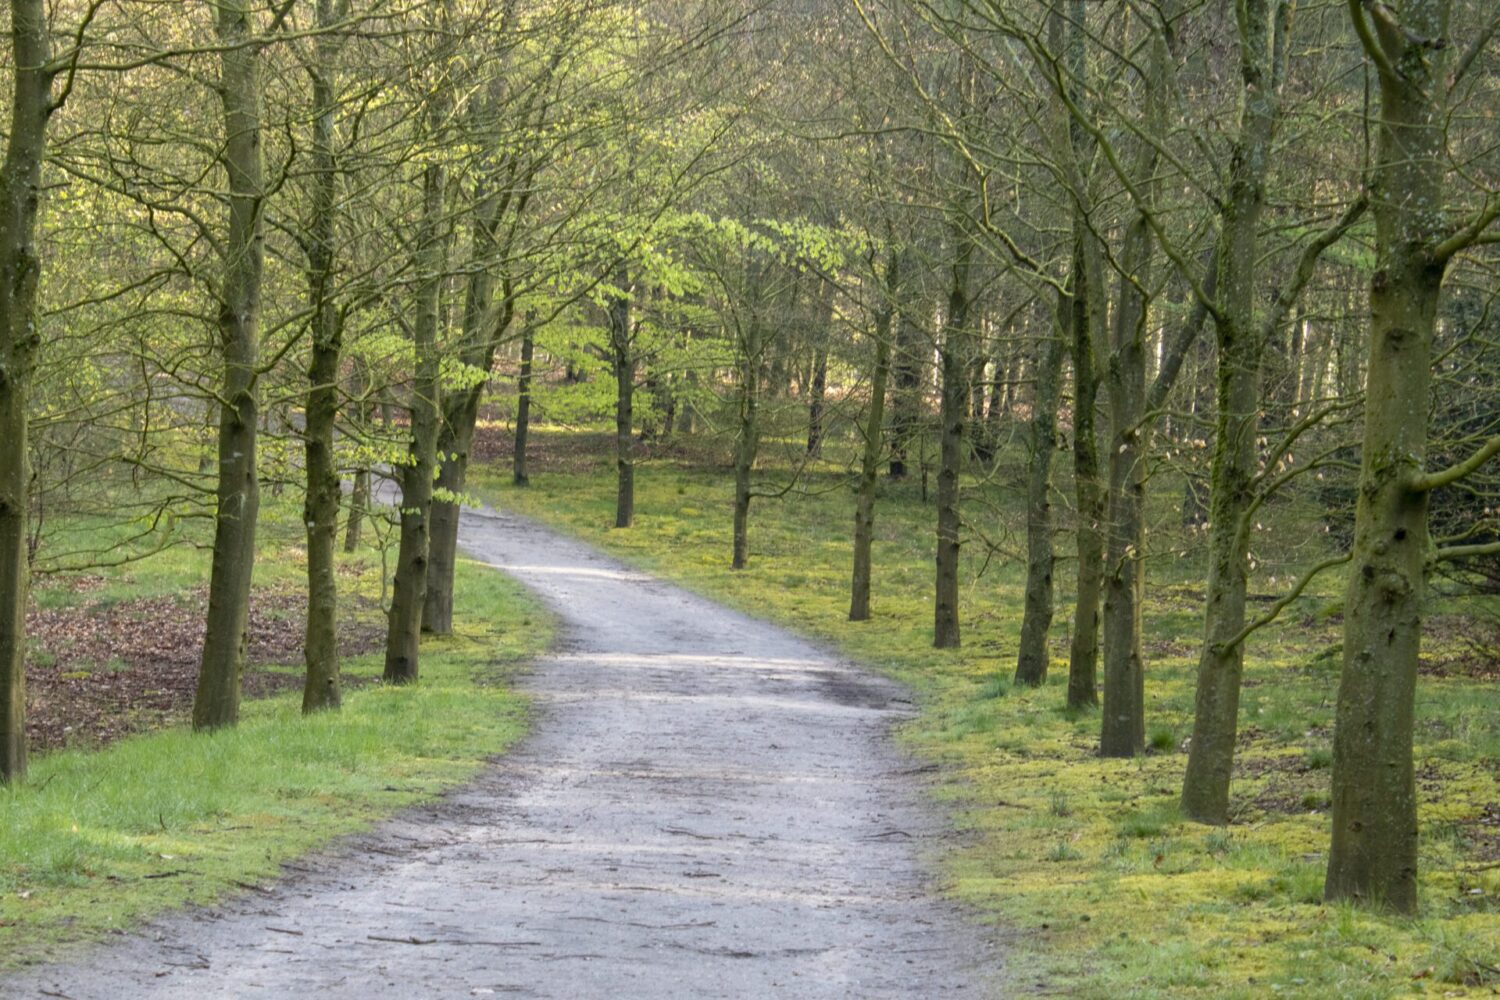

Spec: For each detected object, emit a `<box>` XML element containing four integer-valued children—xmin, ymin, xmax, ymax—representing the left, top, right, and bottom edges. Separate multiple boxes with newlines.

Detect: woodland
<box><xmin>0</xmin><ymin>0</ymin><xmax>1498</xmax><ymax>996</ymax></box>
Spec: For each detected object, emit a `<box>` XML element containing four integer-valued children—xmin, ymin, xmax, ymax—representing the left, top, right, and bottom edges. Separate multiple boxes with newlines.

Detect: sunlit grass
<box><xmin>1</xmin><ymin>555</ymin><xmax>549</xmax><ymax>969</ymax></box>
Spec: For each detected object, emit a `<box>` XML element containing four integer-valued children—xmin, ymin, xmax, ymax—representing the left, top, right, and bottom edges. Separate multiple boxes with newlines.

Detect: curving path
<box><xmin>5</xmin><ymin>506</ymin><xmax>1004</xmax><ymax>998</ymax></box>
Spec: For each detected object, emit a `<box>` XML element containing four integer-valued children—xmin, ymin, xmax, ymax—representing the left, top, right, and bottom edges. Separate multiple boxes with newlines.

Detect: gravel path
<box><xmin>5</xmin><ymin>506</ymin><xmax>1005</xmax><ymax>998</ymax></box>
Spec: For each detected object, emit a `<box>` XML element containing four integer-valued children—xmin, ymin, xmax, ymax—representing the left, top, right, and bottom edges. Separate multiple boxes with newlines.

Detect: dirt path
<box><xmin>6</xmin><ymin>506</ymin><xmax>1005</xmax><ymax>998</ymax></box>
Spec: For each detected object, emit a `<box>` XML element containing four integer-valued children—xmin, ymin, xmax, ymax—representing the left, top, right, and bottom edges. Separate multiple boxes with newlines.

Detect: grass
<box><xmin>2</xmin><ymin>494</ymin><xmax>551</xmax><ymax>969</ymax></box>
<box><xmin>474</xmin><ymin>420</ymin><xmax>1500</xmax><ymax>1000</ymax></box>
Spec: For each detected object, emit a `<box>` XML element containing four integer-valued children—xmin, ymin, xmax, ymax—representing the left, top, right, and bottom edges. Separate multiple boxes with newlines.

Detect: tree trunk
<box><xmin>1181</xmin><ymin>0</ymin><xmax>1284</xmax><ymax>816</ymax></box>
<box><xmin>301</xmin><ymin>2</ymin><xmax>343</xmax><ymax>713</ymax></box>
<box><xmin>1326</xmin><ymin>0</ymin><xmax>1459</xmax><ymax>913</ymax></box>
<box><xmin>888</xmin><ymin>284</ymin><xmax>924</xmax><ymax>479</ymax></box>
<box><xmin>513</xmin><ymin>321</ymin><xmax>535</xmax><ymax>486</ymax></box>
<box><xmin>383</xmin><ymin>121</ymin><xmax>447</xmax><ymax>684</ymax></box>
<box><xmin>1067</xmin><ymin>248</ymin><xmax>1103</xmax><ymax>710</ymax></box>
<box><xmin>933</xmin><ymin>237</ymin><xmax>972</xmax><ymax>650</ymax></box>
<box><xmin>194</xmin><ymin>0</ymin><xmax>265</xmax><ymax>732</ymax></box>
<box><xmin>806</xmin><ymin>346</ymin><xmax>828</xmax><ymax>457</ymax></box>
<box><xmin>0</xmin><ymin>0</ymin><xmax>54</xmax><ymax>781</ymax></box>
<box><xmin>731</xmin><ymin>350</ymin><xmax>759</xmax><ymax>570</ymax></box>
<box><xmin>849</xmin><ymin>255</ymin><xmax>897</xmax><ymax>622</ymax></box>
<box><xmin>611</xmin><ymin>266</ymin><xmax>634</xmax><ymax>529</ymax></box>
<box><xmin>1099</xmin><ymin>253</ymin><xmax>1150</xmax><ymax>756</ymax></box>
<box><xmin>423</xmin><ymin>384</ymin><xmax>481</xmax><ymax>636</ymax></box>
<box><xmin>1014</xmin><ymin>304</ymin><xmax>1066</xmax><ymax>685</ymax></box>
<box><xmin>345</xmin><ymin>466</ymin><xmax>369</xmax><ymax>552</ymax></box>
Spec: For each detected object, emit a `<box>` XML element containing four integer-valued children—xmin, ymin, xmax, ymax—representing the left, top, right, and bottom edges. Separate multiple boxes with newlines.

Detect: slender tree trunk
<box><xmin>1099</xmin><ymin>221</ymin><xmax>1155</xmax><ymax>756</ymax></box>
<box><xmin>0</xmin><ymin>0</ymin><xmax>54</xmax><ymax>780</ymax></box>
<box><xmin>731</xmin><ymin>319</ymin><xmax>762</xmax><ymax>570</ymax></box>
<box><xmin>1014</xmin><ymin>304</ymin><xmax>1066</xmax><ymax>686</ymax></box>
<box><xmin>806</xmin><ymin>346</ymin><xmax>828</xmax><ymax>457</ymax></box>
<box><xmin>345</xmin><ymin>465</ymin><xmax>369</xmax><ymax>552</ymax></box>
<box><xmin>888</xmin><ymin>285</ymin><xmax>923</xmax><ymax>479</ymax></box>
<box><xmin>1067</xmin><ymin>248</ymin><xmax>1104</xmax><ymax>709</ymax></box>
<box><xmin>611</xmin><ymin>266</ymin><xmax>634</xmax><ymax>528</ymax></box>
<box><xmin>344</xmin><ymin>360</ymin><xmax>372</xmax><ymax>553</ymax></box>
<box><xmin>1181</xmin><ymin>0</ymin><xmax>1285</xmax><ymax>817</ymax></box>
<box><xmin>513</xmin><ymin>321</ymin><xmax>535</xmax><ymax>486</ymax></box>
<box><xmin>194</xmin><ymin>0</ymin><xmax>265</xmax><ymax>732</ymax></box>
<box><xmin>933</xmin><ymin>237</ymin><xmax>973</xmax><ymax>649</ymax></box>
<box><xmin>423</xmin><ymin>385</ymin><xmax>481</xmax><ymax>635</ymax></box>
<box><xmin>849</xmin><ymin>257</ymin><xmax>897</xmax><ymax>622</ymax></box>
<box><xmin>383</xmin><ymin>102</ymin><xmax>448</xmax><ymax>684</ymax></box>
<box><xmin>1326</xmin><ymin>0</ymin><xmax>1459</xmax><ymax>913</ymax></box>
<box><xmin>301</xmin><ymin>3</ymin><xmax>343</xmax><ymax>713</ymax></box>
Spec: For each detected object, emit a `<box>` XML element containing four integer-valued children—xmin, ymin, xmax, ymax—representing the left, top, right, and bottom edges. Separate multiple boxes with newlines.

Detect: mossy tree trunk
<box><xmin>850</xmin><ymin>251</ymin><xmax>897</xmax><ymax>622</ymax></box>
<box><xmin>1067</xmin><ymin>250</ymin><xmax>1104</xmax><ymax>709</ymax></box>
<box><xmin>887</xmin><ymin>287</ymin><xmax>924</xmax><ymax>479</ymax></box>
<box><xmin>194</xmin><ymin>0</ymin><xmax>265</xmax><ymax>732</ymax></box>
<box><xmin>1014</xmin><ymin>299</ymin><xmax>1066</xmax><ymax>686</ymax></box>
<box><xmin>383</xmin><ymin>58</ymin><xmax>451</xmax><ymax>684</ymax></box>
<box><xmin>611</xmin><ymin>264</ymin><xmax>635</xmax><ymax>529</ymax></box>
<box><xmin>301</xmin><ymin>0</ymin><xmax>344</xmax><ymax>713</ymax></box>
<box><xmin>731</xmin><ymin>314</ymin><xmax>762</xmax><ymax>571</ymax></box>
<box><xmin>513</xmin><ymin>320</ymin><xmax>535</xmax><ymax>486</ymax></box>
<box><xmin>1098</xmin><ymin>212</ymin><xmax>1151</xmax><ymax>755</ymax></box>
<box><xmin>1325</xmin><ymin>0</ymin><xmax>1499</xmax><ymax>913</ymax></box>
<box><xmin>0</xmin><ymin>0</ymin><xmax>56</xmax><ymax>780</ymax></box>
<box><xmin>933</xmin><ymin>234</ymin><xmax>973</xmax><ymax>650</ymax></box>
<box><xmin>1181</xmin><ymin>0</ymin><xmax>1286</xmax><ymax>815</ymax></box>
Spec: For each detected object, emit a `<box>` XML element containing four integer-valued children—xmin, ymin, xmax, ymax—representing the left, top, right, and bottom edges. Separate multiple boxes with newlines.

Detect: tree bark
<box><xmin>1014</xmin><ymin>301</ymin><xmax>1066</xmax><ymax>686</ymax></box>
<box><xmin>933</xmin><ymin>235</ymin><xmax>972</xmax><ymax>649</ymax></box>
<box><xmin>611</xmin><ymin>265</ymin><xmax>634</xmax><ymax>529</ymax></box>
<box><xmin>383</xmin><ymin>83</ymin><xmax>449</xmax><ymax>684</ymax></box>
<box><xmin>1067</xmin><ymin>247</ymin><xmax>1104</xmax><ymax>709</ymax></box>
<box><xmin>806</xmin><ymin>347</ymin><xmax>828</xmax><ymax>457</ymax></box>
<box><xmin>194</xmin><ymin>0</ymin><xmax>265</xmax><ymax>732</ymax></box>
<box><xmin>0</xmin><ymin>0</ymin><xmax>55</xmax><ymax>780</ymax></box>
<box><xmin>731</xmin><ymin>315</ymin><xmax>762</xmax><ymax>571</ymax></box>
<box><xmin>301</xmin><ymin>0</ymin><xmax>343</xmax><ymax>713</ymax></box>
<box><xmin>888</xmin><ymin>284</ymin><xmax>924</xmax><ymax>479</ymax></box>
<box><xmin>1181</xmin><ymin>0</ymin><xmax>1286</xmax><ymax>816</ymax></box>
<box><xmin>849</xmin><ymin>253</ymin><xmax>897</xmax><ymax>622</ymax></box>
<box><xmin>513</xmin><ymin>321</ymin><xmax>535</xmax><ymax>486</ymax></box>
<box><xmin>1326</xmin><ymin>0</ymin><xmax>1462</xmax><ymax>913</ymax></box>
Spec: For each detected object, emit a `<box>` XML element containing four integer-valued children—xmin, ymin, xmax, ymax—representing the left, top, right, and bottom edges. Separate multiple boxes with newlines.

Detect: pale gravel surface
<box><xmin>4</xmin><ymin>505</ymin><xmax>1006</xmax><ymax>998</ymax></box>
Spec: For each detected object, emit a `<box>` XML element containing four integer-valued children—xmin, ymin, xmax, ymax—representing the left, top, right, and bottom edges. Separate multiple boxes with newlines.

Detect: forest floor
<box><xmin>3</xmin><ymin>499</ymin><xmax>1004</xmax><ymax>998</ymax></box>
<box><xmin>472</xmin><ymin>420</ymin><xmax>1500</xmax><ymax>1000</ymax></box>
<box><xmin>24</xmin><ymin>582</ymin><xmax>385</xmax><ymax>751</ymax></box>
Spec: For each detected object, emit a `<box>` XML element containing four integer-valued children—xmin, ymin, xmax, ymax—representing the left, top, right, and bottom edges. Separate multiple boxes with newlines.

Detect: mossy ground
<box><xmin>478</xmin><ymin>422</ymin><xmax>1500</xmax><ymax>999</ymax></box>
<box><xmin>2</xmin><ymin>494</ymin><xmax>551</xmax><ymax>969</ymax></box>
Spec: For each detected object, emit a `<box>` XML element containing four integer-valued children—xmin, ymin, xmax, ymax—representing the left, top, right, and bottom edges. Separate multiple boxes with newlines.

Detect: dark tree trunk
<box><xmin>194</xmin><ymin>0</ymin><xmax>265</xmax><ymax>732</ymax></box>
<box><xmin>383</xmin><ymin>110</ymin><xmax>448</xmax><ymax>684</ymax></box>
<box><xmin>888</xmin><ymin>280</ymin><xmax>924</xmax><ymax>479</ymax></box>
<box><xmin>1326</xmin><ymin>0</ymin><xmax>1468</xmax><ymax>914</ymax></box>
<box><xmin>301</xmin><ymin>0</ymin><xmax>343</xmax><ymax>713</ymax></box>
<box><xmin>1014</xmin><ymin>306</ymin><xmax>1066</xmax><ymax>686</ymax></box>
<box><xmin>933</xmin><ymin>237</ymin><xmax>972</xmax><ymax>649</ymax></box>
<box><xmin>1181</xmin><ymin>0</ymin><xmax>1286</xmax><ymax>814</ymax></box>
<box><xmin>611</xmin><ymin>266</ymin><xmax>634</xmax><ymax>529</ymax></box>
<box><xmin>806</xmin><ymin>347</ymin><xmax>828</xmax><ymax>457</ymax></box>
<box><xmin>513</xmin><ymin>321</ymin><xmax>535</xmax><ymax>486</ymax></box>
<box><xmin>851</xmin><ymin>252</ymin><xmax>898</xmax><ymax>621</ymax></box>
<box><xmin>1067</xmin><ymin>249</ymin><xmax>1103</xmax><ymax>711</ymax></box>
<box><xmin>0</xmin><ymin>0</ymin><xmax>55</xmax><ymax>780</ymax></box>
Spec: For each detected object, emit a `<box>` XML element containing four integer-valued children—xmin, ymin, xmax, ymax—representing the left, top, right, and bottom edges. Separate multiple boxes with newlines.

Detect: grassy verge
<box><xmin>475</xmin><ymin>423</ymin><xmax>1500</xmax><ymax>1000</ymax></box>
<box><xmin>2</xmin><ymin>545</ymin><xmax>550</xmax><ymax>970</ymax></box>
